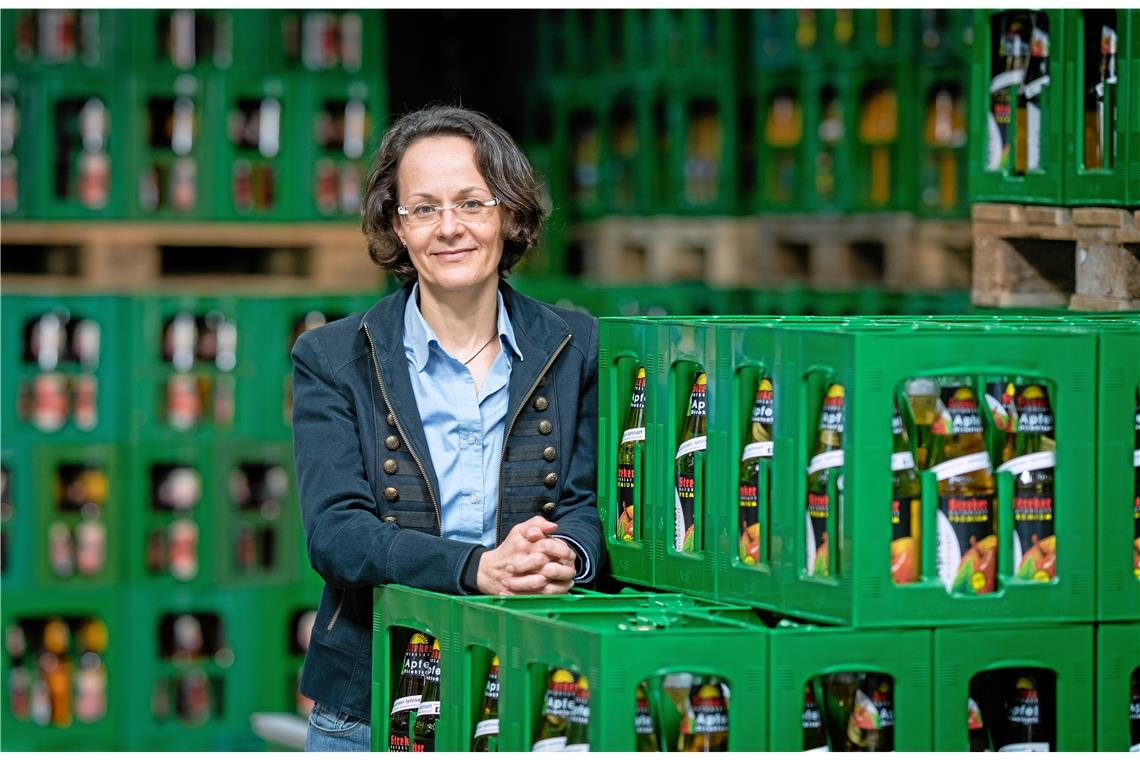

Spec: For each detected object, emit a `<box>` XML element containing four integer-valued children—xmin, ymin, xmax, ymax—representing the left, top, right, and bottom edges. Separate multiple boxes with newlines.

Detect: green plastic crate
<box><xmin>29</xmin><ymin>71</ymin><xmax>128</xmax><ymax>219</ymax></box>
<box><xmin>969</xmin><ymin>9</ymin><xmax>1068</xmax><ymax>204</ymax></box>
<box><xmin>667</xmin><ymin>77</ymin><xmax>739</xmax><ymax>215</ymax></box>
<box><xmin>1</xmin><ymin>72</ymin><xmax>35</xmax><ymax>220</ymax></box>
<box><xmin>210</xmin><ymin>73</ymin><xmax>297</xmax><ymax>221</ymax></box>
<box><xmin>254</xmin><ymin>586</ymin><xmax>319</xmax><ymax>719</ymax></box>
<box><xmin>1095</xmin><ymin>622</ymin><xmax>1140</xmax><ymax>750</ymax></box>
<box><xmin>293</xmin><ymin>74</ymin><xmax>385</xmax><ymax>221</ymax></box>
<box><xmin>0</xmin><ymin>446</ymin><xmax>32</xmax><ymax>591</ymax></box>
<box><xmin>121</xmin><ymin>587</ymin><xmax>263</xmax><ymax>751</ymax></box>
<box><xmin>933</xmin><ymin>624</ymin><xmax>1095</xmax><ymax>750</ymax></box>
<box><xmin>32</xmin><ymin>442</ymin><xmax>123</xmax><ymax>590</ymax></box>
<box><xmin>1064</xmin><ymin>10</ymin><xmax>1138</xmax><ymax>206</ymax></box>
<box><xmin>461</xmin><ymin>592</ymin><xmax>768</xmax><ymax>751</ymax></box>
<box><xmin>915</xmin><ymin>64</ymin><xmax>972</xmax><ymax>219</ymax></box>
<box><xmin>0</xmin><ymin>9</ymin><xmax>123</xmax><ymax>73</ymax></box>
<box><xmin>917</xmin><ymin>9</ymin><xmax>975</xmax><ymax>66</ymax></box>
<box><xmin>852</xmin><ymin>63</ymin><xmax>917</xmax><ymax>213</ymax></box>
<box><xmin>600</xmin><ymin>75</ymin><xmax>657</xmax><ymax>216</ymax></box>
<box><xmin>125</xmin><ymin>72</ymin><xmax>217</xmax><ymax>220</ymax></box>
<box><xmin>126</xmin><ymin>10</ymin><xmax>265</xmax><ymax>77</ymax></box>
<box><xmin>214</xmin><ymin>439</ymin><xmax>300</xmax><ymax>588</ymax></box>
<box><xmin>774</xmin><ymin>321</ymin><xmax>1098</xmax><ymax>627</ymax></box>
<box><xmin>127</xmin><ymin>294</ymin><xmax>255</xmax><ymax>443</ymax></box>
<box><xmin>265</xmin><ymin>10</ymin><xmax>384</xmax><ymax>79</ymax></box>
<box><xmin>1</xmin><ymin>294</ymin><xmax>128</xmax><ymax>445</ymax></box>
<box><xmin>753</xmin><ymin>69</ymin><xmax>810</xmax><ymax>213</ymax></box>
<box><xmin>802</xmin><ymin>68</ymin><xmax>857</xmax><ymax>213</ymax></box>
<box><xmin>751</xmin><ymin>10</ymin><xmax>801</xmax><ymax>71</ymax></box>
<box><xmin>550</xmin><ymin>81</ymin><xmax>607</xmax><ymax>222</ymax></box>
<box><xmin>1086</xmin><ymin>319</ymin><xmax>1140</xmax><ymax>621</ymax></box>
<box><xmin>0</xmin><ymin>588</ymin><xmax>124</xmax><ymax>751</ymax></box>
<box><xmin>597</xmin><ymin>318</ymin><xmax>659</xmax><ymax>588</ymax></box>
<box><xmin>768</xmin><ymin>622</ymin><xmax>933</xmax><ymax>750</ymax></box>
<box><xmin>123</xmin><ymin>438</ymin><xmax>217</xmax><ymax>589</ymax></box>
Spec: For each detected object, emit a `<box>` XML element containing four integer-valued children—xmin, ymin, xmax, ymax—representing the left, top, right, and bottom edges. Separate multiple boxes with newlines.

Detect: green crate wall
<box><xmin>254</xmin><ymin>586</ymin><xmax>319</xmax><ymax>720</ymax></box>
<box><xmin>802</xmin><ymin>67</ymin><xmax>857</xmax><ymax>213</ymax></box>
<box><xmin>127</xmin><ymin>294</ymin><xmax>256</xmax><ymax>443</ymax></box>
<box><xmin>1</xmin><ymin>72</ymin><xmax>34</xmax><ymax>220</ymax></box>
<box><xmin>549</xmin><ymin>80</ymin><xmax>606</xmax><ymax>222</ymax></box>
<box><xmin>1095</xmin><ymin>622</ymin><xmax>1140</xmax><ymax>751</ymax></box>
<box><xmin>1</xmin><ymin>294</ymin><xmax>128</xmax><ymax>445</ymax></box>
<box><xmin>29</xmin><ymin>71</ymin><xmax>128</xmax><ymax>219</ymax></box>
<box><xmin>0</xmin><ymin>588</ymin><xmax>123</xmax><ymax>751</ymax></box>
<box><xmin>751</xmin><ymin>10</ymin><xmax>801</xmax><ymax>71</ymax></box>
<box><xmin>214</xmin><ymin>439</ymin><xmax>300</xmax><ymax>588</ymax></box>
<box><xmin>654</xmin><ymin>9</ymin><xmax>738</xmax><ymax>80</ymax></box>
<box><xmin>596</xmin><ymin>317</ymin><xmax>660</xmax><ymax>588</ymax></box>
<box><xmin>125</xmin><ymin>10</ymin><xmax>265</xmax><ymax>77</ymax></box>
<box><xmin>933</xmin><ymin>624</ymin><xmax>1095</xmax><ymax>750</ymax></box>
<box><xmin>1</xmin><ymin>446</ymin><xmax>32</xmax><ymax>590</ymax></box>
<box><xmin>774</xmin><ymin>321</ymin><xmax>1098</xmax><ymax>627</ymax></box>
<box><xmin>31</xmin><ymin>442</ymin><xmax>123</xmax><ymax>591</ymax></box>
<box><xmin>851</xmin><ymin>63</ymin><xmax>917</xmax><ymax>212</ymax></box>
<box><xmin>293</xmin><ymin>74</ymin><xmax>385</xmax><ymax>221</ymax></box>
<box><xmin>1064</xmin><ymin>10</ymin><xmax>1138</xmax><ymax>206</ymax></box>
<box><xmin>768</xmin><ymin>622</ymin><xmax>933</xmax><ymax>750</ymax></box>
<box><xmin>1087</xmin><ymin>319</ymin><xmax>1140</xmax><ymax>621</ymax></box>
<box><xmin>265</xmin><ymin>10</ymin><xmax>384</xmax><ymax>79</ymax></box>
<box><xmin>123</xmin><ymin>439</ymin><xmax>217</xmax><ymax>589</ymax></box>
<box><xmin>125</xmin><ymin>73</ymin><xmax>218</xmax><ymax>220</ymax></box>
<box><xmin>915</xmin><ymin>64</ymin><xmax>972</xmax><ymax>218</ymax></box>
<box><xmin>969</xmin><ymin>9</ymin><xmax>1068</xmax><ymax>204</ymax></box>
<box><xmin>0</xmin><ymin>9</ymin><xmax>123</xmax><ymax>73</ymax></box>
<box><xmin>752</xmin><ymin>69</ymin><xmax>810</xmax><ymax>213</ymax></box>
<box><xmin>120</xmin><ymin>587</ymin><xmax>263</xmax><ymax>751</ymax></box>
<box><xmin>917</xmin><ymin>9</ymin><xmax>975</xmax><ymax>66</ymax></box>
<box><xmin>210</xmin><ymin>73</ymin><xmax>297</xmax><ymax>221</ymax></box>
<box><xmin>666</xmin><ymin>76</ymin><xmax>739</xmax><ymax>215</ymax></box>
<box><xmin>600</xmin><ymin>75</ymin><xmax>656</xmax><ymax>216</ymax></box>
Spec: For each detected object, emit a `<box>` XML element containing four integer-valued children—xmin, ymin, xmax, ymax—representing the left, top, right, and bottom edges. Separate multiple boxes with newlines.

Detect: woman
<box><xmin>292</xmin><ymin>105</ymin><xmax>602</xmax><ymax>751</ymax></box>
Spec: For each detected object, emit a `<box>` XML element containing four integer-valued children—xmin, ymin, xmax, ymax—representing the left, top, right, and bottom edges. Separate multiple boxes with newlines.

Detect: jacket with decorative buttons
<box><xmin>291</xmin><ymin>279</ymin><xmax>602</xmax><ymax>721</ymax></box>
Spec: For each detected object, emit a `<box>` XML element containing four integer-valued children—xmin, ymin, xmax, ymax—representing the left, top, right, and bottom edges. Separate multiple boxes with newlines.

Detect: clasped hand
<box><xmin>475</xmin><ymin>515</ymin><xmax>576</xmax><ymax>596</ymax></box>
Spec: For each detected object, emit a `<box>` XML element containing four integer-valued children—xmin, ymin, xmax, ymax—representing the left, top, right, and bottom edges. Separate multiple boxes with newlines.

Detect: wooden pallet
<box><xmin>1</xmin><ymin>221</ymin><xmax>385</xmax><ymax>293</ymax></box>
<box><xmin>576</xmin><ymin>216</ymin><xmax>745</xmax><ymax>285</ymax></box>
<box><xmin>971</xmin><ymin>203</ymin><xmax>1140</xmax><ymax>310</ymax></box>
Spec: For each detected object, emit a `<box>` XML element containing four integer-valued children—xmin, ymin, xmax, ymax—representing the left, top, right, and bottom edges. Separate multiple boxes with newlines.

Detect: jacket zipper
<box><xmin>362</xmin><ymin>323</ymin><xmax>443</xmax><ymax>533</ymax></box>
<box><xmin>326</xmin><ymin>591</ymin><xmax>344</xmax><ymax>632</ymax></box>
<box><xmin>496</xmin><ymin>333</ymin><xmax>572</xmax><ymax>544</ymax></box>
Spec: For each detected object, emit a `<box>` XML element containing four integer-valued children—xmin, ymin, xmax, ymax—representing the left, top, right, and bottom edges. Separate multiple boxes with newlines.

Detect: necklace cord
<box><xmin>461</xmin><ymin>334</ymin><xmax>498</xmax><ymax>366</ymax></box>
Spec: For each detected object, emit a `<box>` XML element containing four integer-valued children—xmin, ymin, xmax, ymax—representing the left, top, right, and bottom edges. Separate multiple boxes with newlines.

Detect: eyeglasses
<box><xmin>396</xmin><ymin>197</ymin><xmax>501</xmax><ymax>228</ymax></box>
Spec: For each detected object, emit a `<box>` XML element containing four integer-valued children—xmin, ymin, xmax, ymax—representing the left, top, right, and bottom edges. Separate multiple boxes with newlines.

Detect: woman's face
<box><xmin>394</xmin><ymin>135</ymin><xmax>505</xmax><ymax>294</ymax></box>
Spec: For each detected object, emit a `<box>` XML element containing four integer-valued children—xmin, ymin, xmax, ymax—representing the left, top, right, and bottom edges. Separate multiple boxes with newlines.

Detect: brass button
<box><xmin>533</xmin><ymin>396</ymin><xmax>549</xmax><ymax>412</ymax></box>
<box><xmin>541</xmin><ymin>501</ymin><xmax>556</xmax><ymax>515</ymax></box>
<box><xmin>543</xmin><ymin>446</ymin><xmax>556</xmax><ymax>462</ymax></box>
<box><xmin>385</xmin><ymin>434</ymin><xmax>401</xmax><ymax>451</ymax></box>
<box><xmin>383</xmin><ymin>487</ymin><xmax>399</xmax><ymax>503</ymax></box>
<box><xmin>544</xmin><ymin>472</ymin><xmax>557</xmax><ymax>488</ymax></box>
<box><xmin>383</xmin><ymin>458</ymin><xmax>399</xmax><ymax>475</ymax></box>
<box><xmin>537</xmin><ymin>420</ymin><xmax>553</xmax><ymax>435</ymax></box>
<box><xmin>386</xmin><ymin>412</ymin><xmax>397</xmax><ymax>427</ymax></box>
<box><xmin>382</xmin><ymin>515</ymin><xmax>398</xmax><ymax>524</ymax></box>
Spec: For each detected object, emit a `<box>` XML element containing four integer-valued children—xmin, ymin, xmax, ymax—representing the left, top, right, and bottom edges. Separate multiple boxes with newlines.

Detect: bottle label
<box><xmin>937</xmin><ymin>496</ymin><xmax>996</xmax><ymax>595</ymax></box>
<box><xmin>739</xmin><ymin>477</ymin><xmax>760</xmax><ymax>566</ymax></box>
<box><xmin>990</xmin><ymin>68</ymin><xmax>1026</xmax><ymax>94</ymax></box>
<box><xmin>968</xmin><ymin>697</ymin><xmax>984</xmax><ymax>730</ymax></box>
<box><xmin>676</xmin><ymin>435</ymin><xmax>707</xmax><ymax>459</ymax></box>
<box><xmin>617</xmin><ymin>461</ymin><xmax>636</xmax><ymax>541</ymax></box>
<box><xmin>806</xmin><ymin>492</ymin><xmax>830</xmax><ymax>577</ymax></box>
<box><xmin>689</xmin><ymin>687</ymin><xmax>728</xmax><ymax>735</ymax></box>
<box><xmin>997</xmin><ymin>742</ymin><xmax>1048</xmax><ymax>752</ymax></box>
<box><xmin>630</xmin><ymin>374</ymin><xmax>646</xmax><ymax>410</ymax></box>
<box><xmin>532</xmin><ymin>737</ymin><xmax>567</xmax><ymax>752</ymax></box>
<box><xmin>752</xmin><ymin>380</ymin><xmax>774</xmax><ymax>426</ymax></box>
<box><xmin>391</xmin><ymin>695</ymin><xmax>421</xmax><ymax>715</ymax></box>
<box><xmin>808</xmin><ymin>450</ymin><xmax>845</xmax><ymax>476</ymax></box>
<box><xmin>417</xmin><ymin>700</ymin><xmax>440</xmax><ymax>717</ymax></box>
<box><xmin>1132</xmin><ymin>449</ymin><xmax>1139</xmax><ymax>468</ymax></box>
<box><xmin>687</xmin><ymin>380</ymin><xmax>707</xmax><ymax>417</ymax></box>
<box><xmin>542</xmin><ymin>675</ymin><xmax>577</xmax><ymax>720</ymax></box>
<box><xmin>891</xmin><ymin>495</ymin><xmax>919</xmax><ymax>585</ymax></box>
<box><xmin>413</xmin><ymin>734</ymin><xmax>435</xmax><ymax>753</ymax></box>
<box><xmin>563</xmin><ymin>743</ymin><xmax>589</xmax><ymax>752</ymax></box>
<box><xmin>891</xmin><ymin>451</ymin><xmax>915</xmax><ymax>472</ymax></box>
<box><xmin>996</xmin><ymin>451</ymin><xmax>1055</xmax><ymax>476</ymax></box>
<box><xmin>819</xmin><ymin>391</ymin><xmax>845</xmax><ymax>434</ymax></box>
<box><xmin>932</xmin><ymin>452</ymin><xmax>992</xmax><ymax>482</ymax></box>
<box><xmin>635</xmin><ymin>697</ymin><xmax>655</xmax><ymax>736</ymax></box>
<box><xmin>484</xmin><ymin>669</ymin><xmax>499</xmax><ymax>700</ymax></box>
<box><xmin>743</xmin><ymin>441</ymin><xmax>773</xmax><ymax>461</ymax></box>
<box><xmin>1015</xmin><ymin>386</ymin><xmax>1053</xmax><ymax>434</ymax></box>
<box><xmin>942</xmin><ymin>389</ymin><xmax>986</xmax><ymax>435</ymax></box>
<box><xmin>474</xmin><ymin>718</ymin><xmax>499</xmax><ymax>738</ymax></box>
<box><xmin>621</xmin><ymin>427</ymin><xmax>646</xmax><ymax>445</ymax></box>
<box><xmin>675</xmin><ymin>470</ymin><xmax>697</xmax><ymax>553</ymax></box>
<box><xmin>1012</xmin><ymin>491</ymin><xmax>1056</xmax><ymax>582</ymax></box>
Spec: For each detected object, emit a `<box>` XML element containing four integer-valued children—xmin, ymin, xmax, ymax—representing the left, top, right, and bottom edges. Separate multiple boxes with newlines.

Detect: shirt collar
<box><xmin>404</xmin><ymin>282</ymin><xmax>523</xmax><ymax>372</ymax></box>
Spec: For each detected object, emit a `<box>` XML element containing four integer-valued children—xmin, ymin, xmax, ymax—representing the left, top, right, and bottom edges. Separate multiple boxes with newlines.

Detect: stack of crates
<box><xmin>580</xmin><ymin>313</ymin><xmax>1138</xmax><ymax>750</ymax></box>
<box><xmin>0</xmin><ymin>290</ymin><xmax>386</xmax><ymax>750</ymax></box>
<box><xmin>969</xmin><ymin>9</ymin><xmax>1138</xmax><ymax>206</ymax></box>
<box><xmin>0</xmin><ymin>9</ymin><xmax>386</xmax><ymax>223</ymax></box>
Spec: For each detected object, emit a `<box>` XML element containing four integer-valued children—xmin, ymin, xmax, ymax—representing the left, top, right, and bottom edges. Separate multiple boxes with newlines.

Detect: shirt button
<box><xmin>469</xmin><ymin>494</ymin><xmax>479</xmax><ymax>504</ymax></box>
<box><xmin>467</xmin><ymin>434</ymin><xmax>477</xmax><ymax>445</ymax></box>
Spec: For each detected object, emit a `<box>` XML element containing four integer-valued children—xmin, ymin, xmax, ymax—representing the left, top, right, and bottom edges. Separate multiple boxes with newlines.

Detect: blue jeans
<box><xmin>306</xmin><ymin>703</ymin><xmax>371</xmax><ymax>752</ymax></box>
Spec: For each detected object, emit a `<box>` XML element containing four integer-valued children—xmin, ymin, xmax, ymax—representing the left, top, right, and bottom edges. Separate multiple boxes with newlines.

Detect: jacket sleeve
<box><xmin>549</xmin><ymin>316</ymin><xmax>603</xmax><ymax>583</ymax></box>
<box><xmin>291</xmin><ymin>330</ymin><xmax>483</xmax><ymax>594</ymax></box>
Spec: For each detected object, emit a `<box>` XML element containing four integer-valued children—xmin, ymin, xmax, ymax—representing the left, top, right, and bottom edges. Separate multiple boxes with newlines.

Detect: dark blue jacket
<box><xmin>291</xmin><ymin>280</ymin><xmax>602</xmax><ymax>721</ymax></box>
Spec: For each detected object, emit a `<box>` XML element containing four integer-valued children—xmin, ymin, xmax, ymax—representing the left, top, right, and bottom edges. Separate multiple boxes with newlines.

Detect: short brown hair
<box><xmin>361</xmin><ymin>105</ymin><xmax>547</xmax><ymax>281</ymax></box>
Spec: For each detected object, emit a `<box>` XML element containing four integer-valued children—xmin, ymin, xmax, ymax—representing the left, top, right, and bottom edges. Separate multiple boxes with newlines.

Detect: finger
<box><xmin>537</xmin><ymin>561</ymin><xmax>575</xmax><ymax>582</ymax></box>
<box><xmin>502</xmin><ymin>573</ymin><xmax>550</xmax><ymax>594</ymax></box>
<box><xmin>532</xmin><ymin>538</ymin><xmax>575</xmax><ymax>563</ymax></box>
<box><xmin>539</xmin><ymin>579</ymin><xmax>574</xmax><ymax>596</ymax></box>
<box><xmin>505</xmin><ymin>552</ymin><xmax>549</xmax><ymax>576</ymax></box>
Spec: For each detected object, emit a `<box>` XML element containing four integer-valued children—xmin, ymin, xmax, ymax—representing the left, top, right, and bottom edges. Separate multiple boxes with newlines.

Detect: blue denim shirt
<box><xmin>402</xmin><ymin>283</ymin><xmax>520</xmax><ymax>547</ymax></box>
